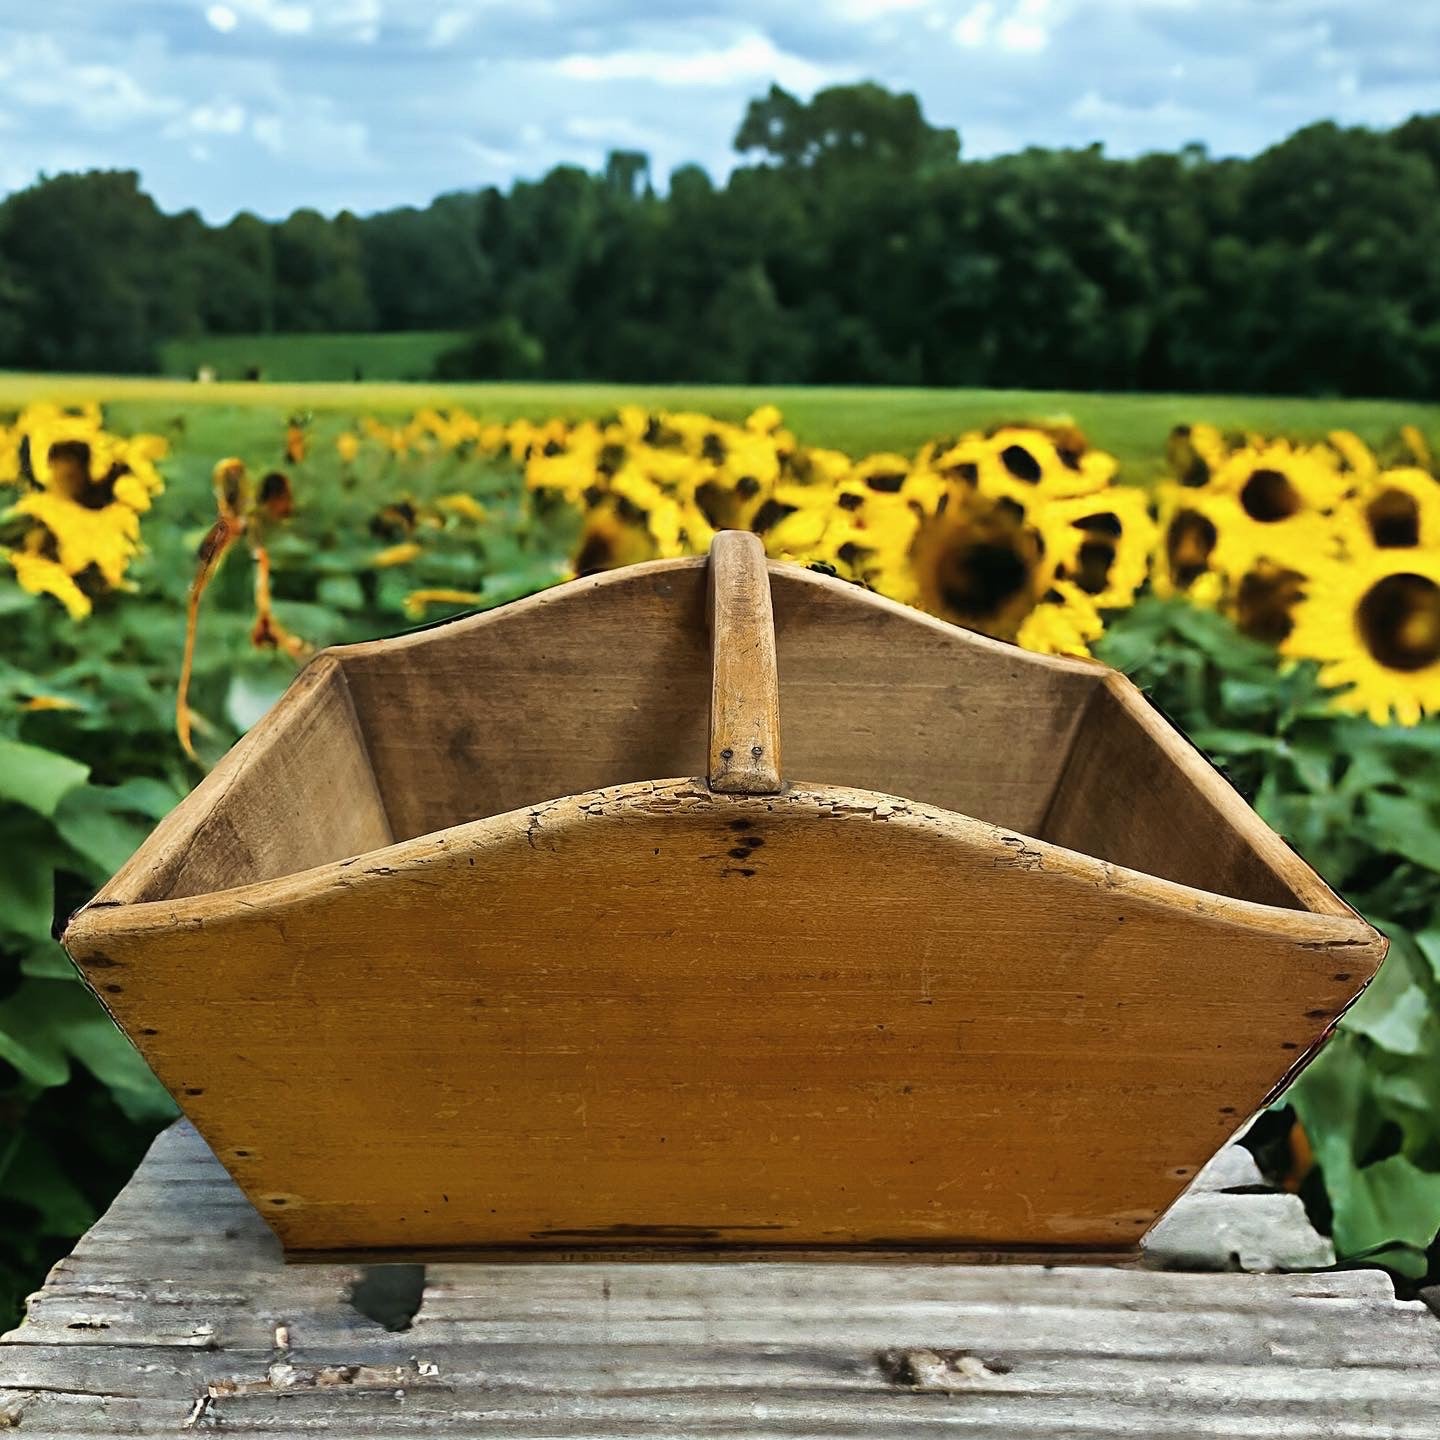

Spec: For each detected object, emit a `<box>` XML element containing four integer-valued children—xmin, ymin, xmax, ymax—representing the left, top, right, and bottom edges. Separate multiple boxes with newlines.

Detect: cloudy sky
<box><xmin>0</xmin><ymin>0</ymin><xmax>1433</xmax><ymax>221</ymax></box>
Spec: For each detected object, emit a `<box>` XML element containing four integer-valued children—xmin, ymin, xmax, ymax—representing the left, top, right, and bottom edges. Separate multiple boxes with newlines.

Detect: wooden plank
<box><xmin>65</xmin><ymin>780</ymin><xmax>1383</xmax><ymax>1256</ymax></box>
<box><xmin>3</xmin><ymin>1123</ymin><xmax>1438</xmax><ymax>1438</ymax></box>
<box><xmin>1041</xmin><ymin>672</ymin><xmax>1356</xmax><ymax>914</ymax></box>
<box><xmin>706</xmin><ymin>532</ymin><xmax>782</xmax><ymax>793</ymax></box>
<box><xmin>86</xmin><ymin>654</ymin><xmax>391</xmax><ymax>905</ymax></box>
<box><xmin>331</xmin><ymin>557</ymin><xmax>1102</xmax><ymax>841</ymax></box>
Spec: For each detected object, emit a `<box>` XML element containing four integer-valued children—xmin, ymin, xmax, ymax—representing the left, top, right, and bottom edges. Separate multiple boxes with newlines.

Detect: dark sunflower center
<box><xmin>750</xmin><ymin>498</ymin><xmax>797</xmax><ymax>534</ymax></box>
<box><xmin>1235</xmin><ymin>567</ymin><xmax>1305</xmax><ymax>644</ymax></box>
<box><xmin>1357</xmin><ymin>574</ymin><xmax>1440</xmax><ymax>672</ymax></box>
<box><xmin>1072</xmin><ymin>539</ymin><xmax>1115</xmax><ymax>595</ymax></box>
<box><xmin>999</xmin><ymin>444</ymin><xmax>1042</xmax><ymax>483</ymax></box>
<box><xmin>47</xmin><ymin>440</ymin><xmax>120</xmax><ymax>509</ymax></box>
<box><xmin>864</xmin><ymin>471</ymin><xmax>906</xmax><ymax>494</ymax></box>
<box><xmin>1240</xmin><ymin>468</ymin><xmax>1301</xmax><ymax>523</ymax></box>
<box><xmin>1365</xmin><ymin>490</ymin><xmax>1421</xmax><ymax>548</ymax></box>
<box><xmin>574</xmin><ymin>530</ymin><xmax>615</xmax><ymax>576</ymax></box>
<box><xmin>939</xmin><ymin>541</ymin><xmax>1030</xmax><ymax>620</ymax></box>
<box><xmin>1165</xmin><ymin>510</ymin><xmax>1217</xmax><ymax>586</ymax></box>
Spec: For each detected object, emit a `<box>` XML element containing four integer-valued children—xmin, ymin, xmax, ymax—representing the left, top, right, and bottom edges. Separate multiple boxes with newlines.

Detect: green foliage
<box><xmin>3</xmin><ymin>87</ymin><xmax>1440</xmax><ymax>396</ymax></box>
<box><xmin>1098</xmin><ymin>599</ymin><xmax>1440</xmax><ymax>1282</ymax></box>
<box><xmin>0</xmin><ymin>403</ymin><xmax>577</xmax><ymax>1326</ymax></box>
<box><xmin>4</xmin><ymin>386</ymin><xmax>1440</xmax><ymax>1331</ymax></box>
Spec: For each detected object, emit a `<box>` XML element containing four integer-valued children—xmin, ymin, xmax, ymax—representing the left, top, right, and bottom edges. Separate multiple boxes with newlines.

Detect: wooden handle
<box><xmin>707</xmin><ymin>531</ymin><xmax>782</xmax><ymax>794</ymax></box>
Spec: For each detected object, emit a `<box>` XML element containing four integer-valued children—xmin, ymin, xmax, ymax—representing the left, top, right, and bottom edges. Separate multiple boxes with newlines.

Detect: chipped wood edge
<box><xmin>65</xmin><ymin>778</ymin><xmax>1386</xmax><ymax>959</ymax></box>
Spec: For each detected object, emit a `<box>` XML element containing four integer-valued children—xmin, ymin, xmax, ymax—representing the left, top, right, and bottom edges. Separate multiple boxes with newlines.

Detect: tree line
<box><xmin>1</xmin><ymin>82</ymin><xmax>1439</xmax><ymax>397</ymax></box>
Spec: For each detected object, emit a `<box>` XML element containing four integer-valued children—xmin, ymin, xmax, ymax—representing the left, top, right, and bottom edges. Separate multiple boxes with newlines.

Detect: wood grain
<box><xmin>92</xmin><ymin>654</ymin><xmax>391</xmax><ymax>904</ymax></box>
<box><xmin>4</xmin><ymin>1120</ymin><xmax>1439</xmax><ymax>1438</ymax></box>
<box><xmin>1041</xmin><ymin>673</ymin><xmax>1368</xmax><ymax>914</ymax></box>
<box><xmin>329</xmin><ymin>558</ymin><xmax>1102</xmax><ymax>843</ymax></box>
<box><xmin>65</xmin><ymin>778</ymin><xmax>1384</xmax><ymax>1257</ymax></box>
<box><xmin>706</xmin><ymin>531</ymin><xmax>782</xmax><ymax>793</ymax></box>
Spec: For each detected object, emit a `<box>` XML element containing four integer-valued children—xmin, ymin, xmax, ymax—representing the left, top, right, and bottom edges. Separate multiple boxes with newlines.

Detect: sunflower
<box><xmin>1151</xmin><ymin>484</ymin><xmax>1231</xmax><ymax>602</ymax></box>
<box><xmin>371</xmin><ymin>541</ymin><xmax>423</xmax><ymax>569</ymax></box>
<box><xmin>782</xmin><ymin>444</ymin><xmax>850</xmax><ymax>490</ymax></box>
<box><xmin>9</xmin><ymin>489</ymin><xmax>141</xmax><ymax>587</ymax></box>
<box><xmin>883</xmin><ymin>495</ymin><xmax>1046</xmax><ymax>640</ymax></box>
<box><xmin>1166</xmin><ymin>423</ymin><xmax>1231</xmax><ymax>489</ymax></box>
<box><xmin>1340</xmin><ymin>467</ymin><xmax>1440</xmax><ymax>553</ymax></box>
<box><xmin>1202</xmin><ymin>441</ymin><xmax>1345</xmax><ymax>579</ymax></box>
<box><xmin>1233</xmin><ymin>561</ymin><xmax>1308</xmax><ymax>644</ymax></box>
<box><xmin>402</xmin><ymin>588</ymin><xmax>484</xmax><ymax>620</ymax></box>
<box><xmin>753</xmin><ymin>485</ymin><xmax>835</xmax><ymax>562</ymax></box>
<box><xmin>524</xmin><ymin>423</ymin><xmax>605</xmax><ymax>504</ymax></box>
<box><xmin>571</xmin><ymin>496</ymin><xmax>659</xmax><ymax>576</ymax></box>
<box><xmin>8</xmin><ymin>546</ymin><xmax>92</xmax><ymax>620</ymax></box>
<box><xmin>951</xmin><ymin>425</ymin><xmax>1115</xmax><ymax>512</ymax></box>
<box><xmin>1283</xmin><ymin>550</ymin><xmax>1440</xmax><ymax>725</ymax></box>
<box><xmin>1325</xmin><ymin>429</ymin><xmax>1378</xmax><ymax>487</ymax></box>
<box><xmin>1035</xmin><ymin>485</ymin><xmax>1156</xmax><ymax>610</ymax></box>
<box><xmin>434</xmin><ymin>493</ymin><xmax>488</xmax><ymax>524</ymax></box>
<box><xmin>1016</xmin><ymin>582</ymin><xmax>1104</xmax><ymax>658</ymax></box>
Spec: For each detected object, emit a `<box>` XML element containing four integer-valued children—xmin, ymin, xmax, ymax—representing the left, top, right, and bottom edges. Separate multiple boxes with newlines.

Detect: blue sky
<box><xmin>0</xmin><ymin>0</ymin><xmax>1434</xmax><ymax>221</ymax></box>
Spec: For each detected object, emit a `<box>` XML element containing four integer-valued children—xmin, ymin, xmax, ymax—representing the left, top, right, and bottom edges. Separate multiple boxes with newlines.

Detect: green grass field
<box><xmin>3</xmin><ymin>372</ymin><xmax>1438</xmax><ymax>483</ymax></box>
<box><xmin>159</xmin><ymin>331</ymin><xmax>465</xmax><ymax>384</ymax></box>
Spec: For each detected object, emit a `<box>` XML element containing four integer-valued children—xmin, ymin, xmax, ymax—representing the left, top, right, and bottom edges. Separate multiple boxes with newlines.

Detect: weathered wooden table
<box><xmin>4</xmin><ymin>1121</ymin><xmax>1438</xmax><ymax>1436</ymax></box>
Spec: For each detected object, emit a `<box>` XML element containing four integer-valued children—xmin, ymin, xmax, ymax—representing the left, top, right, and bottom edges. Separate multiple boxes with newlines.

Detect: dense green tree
<box><xmin>1</xmin><ymin>91</ymin><xmax>1439</xmax><ymax>397</ymax></box>
<box><xmin>0</xmin><ymin>171</ymin><xmax>183</xmax><ymax>372</ymax></box>
<box><xmin>735</xmin><ymin>81</ymin><xmax>960</xmax><ymax>177</ymax></box>
<box><xmin>271</xmin><ymin>208</ymin><xmax>373</xmax><ymax>332</ymax></box>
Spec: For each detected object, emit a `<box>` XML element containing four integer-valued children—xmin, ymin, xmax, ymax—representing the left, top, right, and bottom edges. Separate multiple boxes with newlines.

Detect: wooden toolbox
<box><xmin>63</xmin><ymin>533</ymin><xmax>1386</xmax><ymax>1260</ymax></box>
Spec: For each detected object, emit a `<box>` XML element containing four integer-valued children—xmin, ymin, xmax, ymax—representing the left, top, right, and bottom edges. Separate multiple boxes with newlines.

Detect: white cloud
<box><xmin>552</xmin><ymin>30</ymin><xmax>834</xmax><ymax>92</ymax></box>
<box><xmin>954</xmin><ymin>0</ymin><xmax>1053</xmax><ymax>52</ymax></box>
<box><xmin>461</xmin><ymin>137</ymin><xmax>518</xmax><ymax>170</ymax></box>
<box><xmin>428</xmin><ymin>9</ymin><xmax>471</xmax><ymax>46</ymax></box>
<box><xmin>205</xmin><ymin>0</ymin><xmax>378</xmax><ymax>39</ymax></box>
<box><xmin>953</xmin><ymin>2</ymin><xmax>995</xmax><ymax>46</ymax></box>
<box><xmin>250</xmin><ymin>101</ymin><xmax>373</xmax><ymax>169</ymax></box>
<box><xmin>1070</xmin><ymin>90</ymin><xmax>1200</xmax><ymax>125</ymax></box>
<box><xmin>832</xmin><ymin>0</ymin><xmax>928</xmax><ymax>17</ymax></box>
<box><xmin>0</xmin><ymin>34</ymin><xmax>180</xmax><ymax>127</ymax></box>
<box><xmin>565</xmin><ymin>115</ymin><xmax>661</xmax><ymax>149</ymax></box>
<box><xmin>228</xmin><ymin>0</ymin><xmax>314</xmax><ymax>36</ymax></box>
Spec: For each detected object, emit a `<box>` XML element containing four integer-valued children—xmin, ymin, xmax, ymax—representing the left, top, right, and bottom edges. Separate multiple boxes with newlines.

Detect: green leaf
<box><xmin>103</xmin><ymin>777</ymin><xmax>184</xmax><ymax>820</ymax></box>
<box><xmin>0</xmin><ymin>1136</ymin><xmax>96</xmax><ymax>1235</ymax></box>
<box><xmin>1331</xmin><ymin>1155</ymin><xmax>1440</xmax><ymax>1272</ymax></box>
<box><xmin>54</xmin><ymin>785</ymin><xmax>160</xmax><ymax>879</ymax></box>
<box><xmin>225</xmin><ymin>667</ymin><xmax>292</xmax><ymax>732</ymax></box>
<box><xmin>1362</xmin><ymin>792</ymin><xmax>1440</xmax><ymax>871</ymax></box>
<box><xmin>19</xmin><ymin>940</ymin><xmax>80</xmax><ymax>981</ymax></box>
<box><xmin>0</xmin><ymin>842</ymin><xmax>56</xmax><ymax>945</ymax></box>
<box><xmin>0</xmin><ymin>981</ymin><xmax>72</xmax><ymax>1088</ymax></box>
<box><xmin>1344</xmin><ymin>977</ymin><xmax>1431</xmax><ymax>1056</ymax></box>
<box><xmin>63</xmin><ymin>1007</ymin><xmax>176</xmax><ymax>1123</ymax></box>
<box><xmin>1189</xmin><ymin>728</ymin><xmax>1284</xmax><ymax>758</ymax></box>
<box><xmin>1412</xmin><ymin>929</ymin><xmax>1440</xmax><ymax>986</ymax></box>
<box><xmin>0</xmin><ymin>738</ymin><xmax>89</xmax><ymax>817</ymax></box>
<box><xmin>317</xmin><ymin>574</ymin><xmax>365</xmax><ymax>609</ymax></box>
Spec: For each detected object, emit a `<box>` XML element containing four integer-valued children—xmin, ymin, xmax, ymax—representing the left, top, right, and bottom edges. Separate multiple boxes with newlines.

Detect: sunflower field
<box><xmin>4</xmin><ymin>390</ymin><xmax>1440</xmax><ymax>1320</ymax></box>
